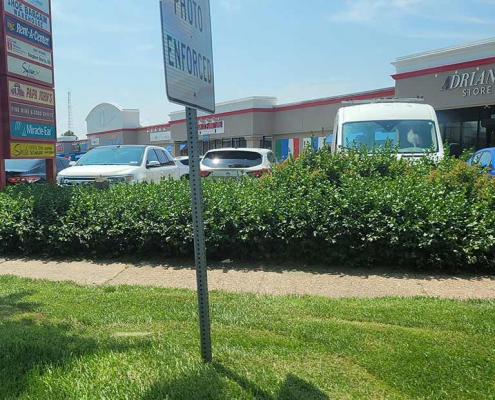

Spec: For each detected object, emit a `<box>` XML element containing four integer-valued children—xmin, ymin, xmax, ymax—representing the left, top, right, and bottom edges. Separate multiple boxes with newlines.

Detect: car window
<box><xmin>162</xmin><ymin>150</ymin><xmax>176</xmax><ymax>166</ymax></box>
<box><xmin>78</xmin><ymin>146</ymin><xmax>144</xmax><ymax>166</ymax></box>
<box><xmin>202</xmin><ymin>150</ymin><xmax>263</xmax><ymax>168</ymax></box>
<box><xmin>267</xmin><ymin>152</ymin><xmax>276</xmax><ymax>163</ymax></box>
<box><xmin>155</xmin><ymin>149</ymin><xmax>168</xmax><ymax>165</ymax></box>
<box><xmin>56</xmin><ymin>159</ymin><xmax>68</xmax><ymax>172</ymax></box>
<box><xmin>146</xmin><ymin>149</ymin><xmax>160</xmax><ymax>165</ymax></box>
<box><xmin>479</xmin><ymin>151</ymin><xmax>492</xmax><ymax>168</ymax></box>
<box><xmin>472</xmin><ymin>152</ymin><xmax>482</xmax><ymax>164</ymax></box>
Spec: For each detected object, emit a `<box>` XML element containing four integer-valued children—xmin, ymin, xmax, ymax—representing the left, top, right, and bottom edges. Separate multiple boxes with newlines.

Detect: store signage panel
<box><xmin>22</xmin><ymin>0</ymin><xmax>50</xmax><ymax>14</ymax></box>
<box><xmin>441</xmin><ymin>67</ymin><xmax>495</xmax><ymax>98</ymax></box>
<box><xmin>4</xmin><ymin>0</ymin><xmax>51</xmax><ymax>32</ymax></box>
<box><xmin>8</xmin><ymin>79</ymin><xmax>55</xmax><ymax>106</ymax></box>
<box><xmin>150</xmin><ymin>131</ymin><xmax>171</xmax><ymax>141</ymax></box>
<box><xmin>7</xmin><ymin>55</ymin><xmax>53</xmax><ymax>85</ymax></box>
<box><xmin>91</xmin><ymin>137</ymin><xmax>100</xmax><ymax>146</ymax></box>
<box><xmin>6</xmin><ymin>35</ymin><xmax>52</xmax><ymax>67</ymax></box>
<box><xmin>10</xmin><ymin>101</ymin><xmax>54</xmax><ymax>122</ymax></box>
<box><xmin>160</xmin><ymin>0</ymin><xmax>215</xmax><ymax>113</ymax></box>
<box><xmin>4</xmin><ymin>15</ymin><xmax>52</xmax><ymax>49</ymax></box>
<box><xmin>11</xmin><ymin>120</ymin><xmax>56</xmax><ymax>140</ymax></box>
<box><xmin>10</xmin><ymin>142</ymin><xmax>55</xmax><ymax>158</ymax></box>
<box><xmin>198</xmin><ymin>120</ymin><xmax>224</xmax><ymax>135</ymax></box>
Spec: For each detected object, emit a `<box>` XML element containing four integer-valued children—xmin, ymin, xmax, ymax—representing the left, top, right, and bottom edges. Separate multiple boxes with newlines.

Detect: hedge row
<box><xmin>1</xmin><ymin>146</ymin><xmax>495</xmax><ymax>272</ymax></box>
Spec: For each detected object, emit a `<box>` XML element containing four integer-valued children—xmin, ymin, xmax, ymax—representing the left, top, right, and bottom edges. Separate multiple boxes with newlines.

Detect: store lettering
<box><xmin>442</xmin><ymin>68</ymin><xmax>494</xmax><ymax>97</ymax></box>
<box><xmin>463</xmin><ymin>86</ymin><xmax>492</xmax><ymax>97</ymax></box>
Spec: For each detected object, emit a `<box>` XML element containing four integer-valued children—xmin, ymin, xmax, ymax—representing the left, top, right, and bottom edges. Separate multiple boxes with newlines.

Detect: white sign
<box><xmin>91</xmin><ymin>137</ymin><xmax>100</xmax><ymax>146</ymax></box>
<box><xmin>160</xmin><ymin>0</ymin><xmax>215</xmax><ymax>113</ymax></box>
<box><xmin>23</xmin><ymin>0</ymin><xmax>50</xmax><ymax>14</ymax></box>
<box><xmin>150</xmin><ymin>131</ymin><xmax>172</xmax><ymax>142</ymax></box>
<box><xmin>6</xmin><ymin>35</ymin><xmax>52</xmax><ymax>67</ymax></box>
<box><xmin>7</xmin><ymin>55</ymin><xmax>53</xmax><ymax>84</ymax></box>
<box><xmin>198</xmin><ymin>120</ymin><xmax>224</xmax><ymax>135</ymax></box>
<box><xmin>4</xmin><ymin>0</ymin><xmax>51</xmax><ymax>32</ymax></box>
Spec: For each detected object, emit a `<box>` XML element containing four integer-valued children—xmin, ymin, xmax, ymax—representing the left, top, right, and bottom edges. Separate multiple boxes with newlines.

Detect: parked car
<box><xmin>57</xmin><ymin>145</ymin><xmax>181</xmax><ymax>185</ymax></box>
<box><xmin>174</xmin><ymin>156</ymin><xmax>190</xmax><ymax>179</ymax></box>
<box><xmin>200</xmin><ymin>148</ymin><xmax>276</xmax><ymax>178</ymax></box>
<box><xmin>5</xmin><ymin>157</ymin><xmax>70</xmax><ymax>185</ymax></box>
<box><xmin>466</xmin><ymin>147</ymin><xmax>495</xmax><ymax>176</ymax></box>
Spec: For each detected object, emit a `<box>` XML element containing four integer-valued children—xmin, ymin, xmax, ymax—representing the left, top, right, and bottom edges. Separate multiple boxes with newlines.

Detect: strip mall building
<box><xmin>66</xmin><ymin>38</ymin><xmax>495</xmax><ymax>159</ymax></box>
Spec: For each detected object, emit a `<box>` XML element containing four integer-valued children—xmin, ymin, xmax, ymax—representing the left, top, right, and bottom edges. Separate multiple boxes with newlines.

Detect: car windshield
<box><xmin>342</xmin><ymin>120</ymin><xmax>439</xmax><ymax>153</ymax></box>
<box><xmin>77</xmin><ymin>147</ymin><xmax>144</xmax><ymax>166</ymax></box>
<box><xmin>178</xmin><ymin>158</ymin><xmax>189</xmax><ymax>166</ymax></box>
<box><xmin>5</xmin><ymin>159</ymin><xmax>41</xmax><ymax>171</ymax></box>
<box><xmin>202</xmin><ymin>151</ymin><xmax>262</xmax><ymax>168</ymax></box>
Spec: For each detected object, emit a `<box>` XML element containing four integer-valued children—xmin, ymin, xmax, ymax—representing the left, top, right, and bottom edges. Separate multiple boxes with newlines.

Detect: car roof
<box><xmin>204</xmin><ymin>147</ymin><xmax>272</xmax><ymax>154</ymax></box>
<box><xmin>340</xmin><ymin>102</ymin><xmax>436</xmax><ymax>122</ymax></box>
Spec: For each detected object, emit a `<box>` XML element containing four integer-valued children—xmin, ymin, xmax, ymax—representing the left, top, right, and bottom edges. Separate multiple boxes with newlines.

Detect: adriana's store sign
<box><xmin>442</xmin><ymin>67</ymin><xmax>495</xmax><ymax>97</ymax></box>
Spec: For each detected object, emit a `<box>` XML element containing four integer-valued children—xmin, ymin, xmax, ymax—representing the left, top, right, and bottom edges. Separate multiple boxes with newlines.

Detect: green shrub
<box><xmin>0</xmin><ymin>146</ymin><xmax>494</xmax><ymax>273</ymax></box>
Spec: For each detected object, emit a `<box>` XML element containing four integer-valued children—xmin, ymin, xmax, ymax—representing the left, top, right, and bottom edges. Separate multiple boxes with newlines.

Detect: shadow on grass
<box><xmin>0</xmin><ymin>290</ymin><xmax>138</xmax><ymax>399</ymax></box>
<box><xmin>141</xmin><ymin>361</ymin><xmax>328</xmax><ymax>400</ymax></box>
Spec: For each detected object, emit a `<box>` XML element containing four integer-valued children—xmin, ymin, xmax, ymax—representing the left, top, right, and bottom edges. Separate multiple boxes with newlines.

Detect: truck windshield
<box><xmin>77</xmin><ymin>146</ymin><xmax>144</xmax><ymax>166</ymax></box>
<box><xmin>342</xmin><ymin>120</ymin><xmax>439</xmax><ymax>153</ymax></box>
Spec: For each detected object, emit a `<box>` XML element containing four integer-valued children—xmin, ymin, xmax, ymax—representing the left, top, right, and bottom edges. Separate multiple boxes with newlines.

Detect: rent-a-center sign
<box><xmin>160</xmin><ymin>0</ymin><xmax>215</xmax><ymax>113</ymax></box>
<box><xmin>0</xmin><ymin>0</ymin><xmax>56</xmax><ymax>159</ymax></box>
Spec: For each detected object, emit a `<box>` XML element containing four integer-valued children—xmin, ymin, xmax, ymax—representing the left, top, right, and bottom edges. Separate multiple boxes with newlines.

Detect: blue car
<box><xmin>466</xmin><ymin>147</ymin><xmax>495</xmax><ymax>177</ymax></box>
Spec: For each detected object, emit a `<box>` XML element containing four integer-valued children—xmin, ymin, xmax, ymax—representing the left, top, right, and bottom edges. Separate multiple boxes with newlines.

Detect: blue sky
<box><xmin>51</xmin><ymin>0</ymin><xmax>495</xmax><ymax>137</ymax></box>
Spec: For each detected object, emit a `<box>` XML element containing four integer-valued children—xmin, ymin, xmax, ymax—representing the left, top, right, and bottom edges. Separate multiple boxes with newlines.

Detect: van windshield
<box><xmin>342</xmin><ymin>120</ymin><xmax>438</xmax><ymax>153</ymax></box>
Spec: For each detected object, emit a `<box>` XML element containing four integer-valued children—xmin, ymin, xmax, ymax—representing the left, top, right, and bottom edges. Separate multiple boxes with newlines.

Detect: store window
<box><xmin>260</xmin><ymin>136</ymin><xmax>272</xmax><ymax>149</ymax></box>
<box><xmin>222</xmin><ymin>138</ymin><xmax>232</xmax><ymax>148</ymax></box>
<box><xmin>232</xmin><ymin>138</ymin><xmax>247</xmax><ymax>148</ymax></box>
<box><xmin>462</xmin><ymin>122</ymin><xmax>477</xmax><ymax>151</ymax></box>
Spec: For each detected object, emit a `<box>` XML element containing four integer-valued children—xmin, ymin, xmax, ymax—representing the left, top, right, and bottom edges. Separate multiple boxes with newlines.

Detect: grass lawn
<box><xmin>0</xmin><ymin>275</ymin><xmax>494</xmax><ymax>399</ymax></box>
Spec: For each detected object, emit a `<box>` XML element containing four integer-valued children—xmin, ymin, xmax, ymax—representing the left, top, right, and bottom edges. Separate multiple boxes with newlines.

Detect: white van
<box><xmin>331</xmin><ymin>101</ymin><xmax>444</xmax><ymax>159</ymax></box>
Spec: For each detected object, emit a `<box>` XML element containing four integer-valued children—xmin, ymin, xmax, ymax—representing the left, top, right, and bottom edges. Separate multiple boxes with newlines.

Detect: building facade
<box><xmin>59</xmin><ymin>38</ymin><xmax>495</xmax><ymax>159</ymax></box>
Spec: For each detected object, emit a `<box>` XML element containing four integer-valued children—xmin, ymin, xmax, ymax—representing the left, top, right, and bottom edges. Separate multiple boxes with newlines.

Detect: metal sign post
<box><xmin>160</xmin><ymin>0</ymin><xmax>215</xmax><ymax>362</ymax></box>
<box><xmin>186</xmin><ymin>106</ymin><xmax>211</xmax><ymax>362</ymax></box>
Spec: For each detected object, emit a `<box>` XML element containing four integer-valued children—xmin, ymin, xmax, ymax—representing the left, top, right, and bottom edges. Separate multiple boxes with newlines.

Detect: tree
<box><xmin>61</xmin><ymin>130</ymin><xmax>78</xmax><ymax>139</ymax></box>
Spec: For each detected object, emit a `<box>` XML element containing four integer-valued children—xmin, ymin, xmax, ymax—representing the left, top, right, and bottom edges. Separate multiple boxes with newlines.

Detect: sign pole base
<box><xmin>186</xmin><ymin>106</ymin><xmax>212</xmax><ymax>363</ymax></box>
<box><xmin>0</xmin><ymin>158</ymin><xmax>5</xmax><ymax>190</ymax></box>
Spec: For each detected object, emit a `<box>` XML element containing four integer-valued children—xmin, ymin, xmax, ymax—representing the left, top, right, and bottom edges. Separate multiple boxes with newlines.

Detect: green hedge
<box><xmin>1</xmin><ymin>146</ymin><xmax>495</xmax><ymax>272</ymax></box>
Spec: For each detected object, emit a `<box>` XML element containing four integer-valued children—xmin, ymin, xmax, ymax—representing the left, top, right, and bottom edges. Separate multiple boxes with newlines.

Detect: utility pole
<box><xmin>68</xmin><ymin>91</ymin><xmax>74</xmax><ymax>134</ymax></box>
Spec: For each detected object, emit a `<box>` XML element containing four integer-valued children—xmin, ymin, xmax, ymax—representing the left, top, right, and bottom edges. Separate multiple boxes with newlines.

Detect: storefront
<box><xmin>393</xmin><ymin>38</ymin><xmax>495</xmax><ymax>151</ymax></box>
<box><xmin>81</xmin><ymin>38</ymin><xmax>495</xmax><ymax>158</ymax></box>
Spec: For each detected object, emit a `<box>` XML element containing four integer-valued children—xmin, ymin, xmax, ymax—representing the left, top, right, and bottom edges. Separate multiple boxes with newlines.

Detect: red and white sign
<box><xmin>198</xmin><ymin>120</ymin><xmax>224</xmax><ymax>135</ymax></box>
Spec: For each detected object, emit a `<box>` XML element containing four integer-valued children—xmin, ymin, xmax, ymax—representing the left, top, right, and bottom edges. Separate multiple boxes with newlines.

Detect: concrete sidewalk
<box><xmin>0</xmin><ymin>257</ymin><xmax>494</xmax><ymax>299</ymax></box>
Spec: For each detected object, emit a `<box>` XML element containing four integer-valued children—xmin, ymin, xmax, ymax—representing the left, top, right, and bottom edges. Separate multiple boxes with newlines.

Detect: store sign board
<box><xmin>91</xmin><ymin>137</ymin><xmax>100</xmax><ymax>146</ymax></box>
<box><xmin>8</xmin><ymin>79</ymin><xmax>55</xmax><ymax>106</ymax></box>
<box><xmin>6</xmin><ymin>35</ymin><xmax>52</xmax><ymax>67</ymax></box>
<box><xmin>11</xmin><ymin>120</ymin><xmax>56</xmax><ymax>140</ymax></box>
<box><xmin>441</xmin><ymin>68</ymin><xmax>495</xmax><ymax>98</ymax></box>
<box><xmin>10</xmin><ymin>141</ymin><xmax>55</xmax><ymax>158</ymax></box>
<box><xmin>4</xmin><ymin>0</ymin><xmax>51</xmax><ymax>32</ymax></box>
<box><xmin>7</xmin><ymin>55</ymin><xmax>53</xmax><ymax>85</ymax></box>
<box><xmin>150</xmin><ymin>131</ymin><xmax>171</xmax><ymax>142</ymax></box>
<box><xmin>4</xmin><ymin>15</ymin><xmax>52</xmax><ymax>49</ymax></box>
<box><xmin>198</xmin><ymin>120</ymin><xmax>224</xmax><ymax>135</ymax></box>
<box><xmin>10</xmin><ymin>101</ymin><xmax>54</xmax><ymax>122</ymax></box>
<box><xmin>160</xmin><ymin>0</ymin><xmax>215</xmax><ymax>113</ymax></box>
<box><xmin>22</xmin><ymin>0</ymin><xmax>50</xmax><ymax>14</ymax></box>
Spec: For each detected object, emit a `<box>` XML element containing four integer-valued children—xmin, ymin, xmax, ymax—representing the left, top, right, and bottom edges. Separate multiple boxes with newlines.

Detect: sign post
<box><xmin>160</xmin><ymin>0</ymin><xmax>215</xmax><ymax>362</ymax></box>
